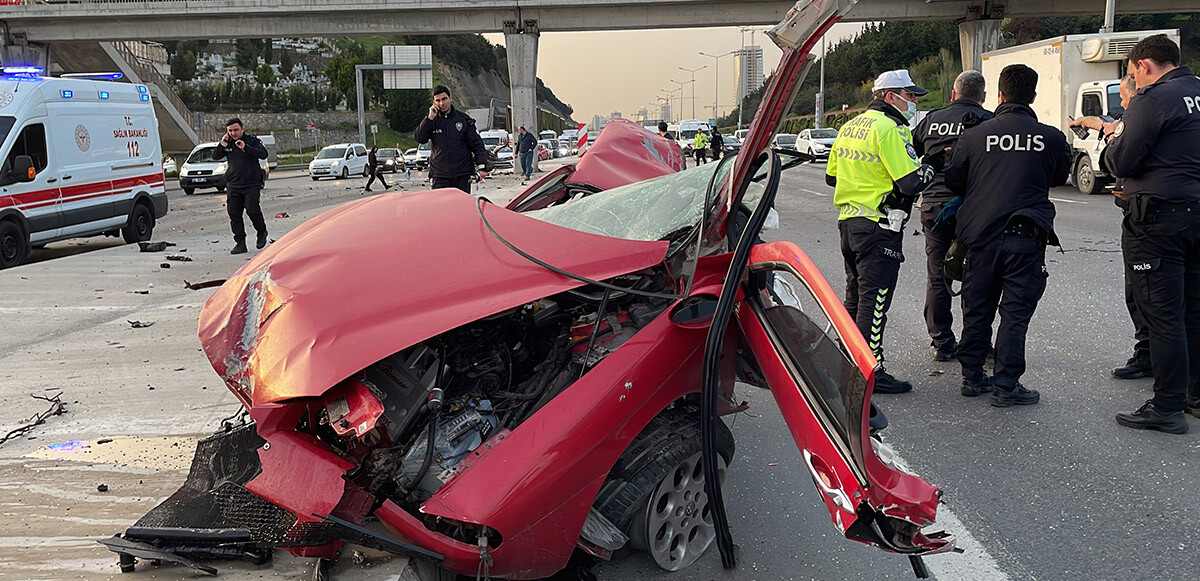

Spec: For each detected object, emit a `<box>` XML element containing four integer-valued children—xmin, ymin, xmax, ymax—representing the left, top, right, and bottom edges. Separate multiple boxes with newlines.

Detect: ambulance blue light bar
<box><xmin>137</xmin><ymin>85</ymin><xmax>148</xmax><ymax>93</ymax></box>
<box><xmin>61</xmin><ymin>90</ymin><xmax>74</xmax><ymax>99</ymax></box>
<box><xmin>2</xmin><ymin>66</ymin><xmax>44</xmax><ymax>76</ymax></box>
<box><xmin>61</xmin><ymin>72</ymin><xmax>125</xmax><ymax>81</ymax></box>
<box><xmin>99</xmin><ymin>91</ymin><xmax>110</xmax><ymax>99</ymax></box>
<box><xmin>140</xmin><ymin>94</ymin><xmax>151</xmax><ymax>102</ymax></box>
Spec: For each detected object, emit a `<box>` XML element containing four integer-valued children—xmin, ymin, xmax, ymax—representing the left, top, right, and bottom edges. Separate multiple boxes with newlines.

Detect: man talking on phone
<box><xmin>414</xmin><ymin>86</ymin><xmax>491</xmax><ymax>193</ymax></box>
<box><xmin>211</xmin><ymin>118</ymin><xmax>269</xmax><ymax>255</ymax></box>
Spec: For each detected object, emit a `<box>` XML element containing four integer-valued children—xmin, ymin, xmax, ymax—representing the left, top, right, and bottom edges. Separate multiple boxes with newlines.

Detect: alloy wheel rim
<box><xmin>645</xmin><ymin>452</ymin><xmax>726</xmax><ymax>571</ymax></box>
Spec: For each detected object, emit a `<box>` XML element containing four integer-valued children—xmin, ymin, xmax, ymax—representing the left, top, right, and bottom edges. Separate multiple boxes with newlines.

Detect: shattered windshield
<box><xmin>526</xmin><ymin>159</ymin><xmax>731</xmax><ymax>254</ymax></box>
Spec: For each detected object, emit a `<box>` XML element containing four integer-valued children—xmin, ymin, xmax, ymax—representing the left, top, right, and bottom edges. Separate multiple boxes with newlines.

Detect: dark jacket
<box><xmin>516</xmin><ymin>131</ymin><xmax>538</xmax><ymax>154</ymax></box>
<box><xmin>211</xmin><ymin>133</ymin><xmax>268</xmax><ymax>189</ymax></box>
<box><xmin>913</xmin><ymin>99</ymin><xmax>993</xmax><ymax>202</ymax></box>
<box><xmin>368</xmin><ymin>150</ymin><xmax>379</xmax><ymax>170</ymax></box>
<box><xmin>414</xmin><ymin>106</ymin><xmax>493</xmax><ymax>179</ymax></box>
<box><xmin>1102</xmin><ymin>66</ymin><xmax>1200</xmax><ymax>203</ymax></box>
<box><xmin>710</xmin><ymin>132</ymin><xmax>724</xmax><ymax>152</ymax></box>
<box><xmin>946</xmin><ymin>103</ymin><xmax>1070</xmax><ymax>248</ymax></box>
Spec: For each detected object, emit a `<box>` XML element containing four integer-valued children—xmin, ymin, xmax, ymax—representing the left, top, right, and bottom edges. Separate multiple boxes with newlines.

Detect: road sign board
<box><xmin>382</xmin><ymin>45</ymin><xmax>433</xmax><ymax>90</ymax></box>
<box><xmin>294</xmin><ymin>128</ymin><xmax>301</xmax><ymax>138</ymax></box>
<box><xmin>370</xmin><ymin>124</ymin><xmax>378</xmax><ymax>134</ymax></box>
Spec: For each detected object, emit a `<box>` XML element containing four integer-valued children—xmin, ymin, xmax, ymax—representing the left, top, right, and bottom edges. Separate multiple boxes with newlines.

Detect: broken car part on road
<box><xmin>105</xmin><ymin>1</ymin><xmax>955</xmax><ymax>579</ymax></box>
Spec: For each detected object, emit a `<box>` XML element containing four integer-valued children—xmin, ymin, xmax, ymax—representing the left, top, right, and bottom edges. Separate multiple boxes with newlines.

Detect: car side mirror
<box><xmin>10</xmin><ymin>155</ymin><xmax>34</xmax><ymax>184</ymax></box>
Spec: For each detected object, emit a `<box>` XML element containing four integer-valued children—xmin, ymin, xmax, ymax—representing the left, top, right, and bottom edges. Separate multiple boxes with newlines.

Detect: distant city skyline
<box><xmin>485</xmin><ymin>23</ymin><xmax>864</xmax><ymax>124</ymax></box>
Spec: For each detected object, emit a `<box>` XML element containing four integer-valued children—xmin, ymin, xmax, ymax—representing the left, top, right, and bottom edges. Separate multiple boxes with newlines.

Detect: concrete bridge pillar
<box><xmin>505</xmin><ymin>19</ymin><xmax>539</xmax><ymax>170</ymax></box>
<box><xmin>959</xmin><ymin>19</ymin><xmax>1002</xmax><ymax>73</ymax></box>
<box><xmin>0</xmin><ymin>41</ymin><xmax>50</xmax><ymax>71</ymax></box>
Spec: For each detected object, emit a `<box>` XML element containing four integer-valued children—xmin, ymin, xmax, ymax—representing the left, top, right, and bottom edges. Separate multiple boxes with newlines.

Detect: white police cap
<box><xmin>872</xmin><ymin>70</ymin><xmax>928</xmax><ymax>96</ymax></box>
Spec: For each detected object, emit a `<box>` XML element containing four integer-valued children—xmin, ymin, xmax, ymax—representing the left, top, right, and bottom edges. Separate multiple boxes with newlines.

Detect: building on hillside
<box><xmin>736</xmin><ymin>45</ymin><xmax>765</xmax><ymax>106</ymax></box>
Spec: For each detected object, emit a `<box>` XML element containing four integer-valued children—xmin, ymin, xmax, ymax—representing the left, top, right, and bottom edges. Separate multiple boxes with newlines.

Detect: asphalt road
<box><xmin>595</xmin><ymin>161</ymin><xmax>1199</xmax><ymax>581</ymax></box>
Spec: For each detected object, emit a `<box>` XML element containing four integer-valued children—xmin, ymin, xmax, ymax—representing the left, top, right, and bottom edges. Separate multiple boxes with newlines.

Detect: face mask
<box><xmin>895</xmin><ymin>93</ymin><xmax>917</xmax><ymax>121</ymax></box>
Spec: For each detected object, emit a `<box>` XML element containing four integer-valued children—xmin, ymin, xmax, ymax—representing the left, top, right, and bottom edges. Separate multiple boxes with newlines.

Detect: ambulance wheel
<box><xmin>122</xmin><ymin>203</ymin><xmax>155</xmax><ymax>244</ymax></box>
<box><xmin>0</xmin><ymin>219</ymin><xmax>29</xmax><ymax>269</ymax></box>
<box><xmin>183</xmin><ymin>187</ymin><xmax>195</xmax><ymax>195</ymax></box>
<box><xmin>1075</xmin><ymin>157</ymin><xmax>1105</xmax><ymax>196</ymax></box>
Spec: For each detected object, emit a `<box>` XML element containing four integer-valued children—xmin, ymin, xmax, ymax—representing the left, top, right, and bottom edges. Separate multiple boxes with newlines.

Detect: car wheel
<box><xmin>341</xmin><ymin>166</ymin><xmax>349</xmax><ymax>179</ymax></box>
<box><xmin>216</xmin><ymin>185</ymin><xmax>226</xmax><ymax>193</ymax></box>
<box><xmin>262</xmin><ymin>169</ymin><xmax>268</xmax><ymax>183</ymax></box>
<box><xmin>121</xmin><ymin>203</ymin><xmax>154</xmax><ymax>244</ymax></box>
<box><xmin>1075</xmin><ymin>157</ymin><xmax>1105</xmax><ymax>195</ymax></box>
<box><xmin>593</xmin><ymin>404</ymin><xmax>734</xmax><ymax>572</ymax></box>
<box><xmin>182</xmin><ymin>187</ymin><xmax>195</xmax><ymax>195</ymax></box>
<box><xmin>312</xmin><ymin>176</ymin><xmax>320</xmax><ymax>181</ymax></box>
<box><xmin>0</xmin><ymin>219</ymin><xmax>29</xmax><ymax>269</ymax></box>
<box><xmin>362</xmin><ymin>164</ymin><xmax>370</xmax><ymax>177</ymax></box>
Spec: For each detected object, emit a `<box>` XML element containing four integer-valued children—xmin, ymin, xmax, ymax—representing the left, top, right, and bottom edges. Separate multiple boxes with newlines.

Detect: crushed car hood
<box><xmin>199</xmin><ymin>189</ymin><xmax>669</xmax><ymax>406</ymax></box>
<box><xmin>566</xmin><ymin>118</ymin><xmax>685</xmax><ymax>191</ymax></box>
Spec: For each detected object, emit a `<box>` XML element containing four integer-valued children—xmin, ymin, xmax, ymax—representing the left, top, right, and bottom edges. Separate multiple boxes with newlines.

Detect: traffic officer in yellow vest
<box><xmin>826</xmin><ymin>70</ymin><xmax>937</xmax><ymax>394</ymax></box>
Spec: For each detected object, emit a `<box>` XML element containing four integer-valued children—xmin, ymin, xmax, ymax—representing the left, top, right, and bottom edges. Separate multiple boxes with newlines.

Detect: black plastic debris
<box><xmin>138</xmin><ymin>241</ymin><xmax>176</xmax><ymax>253</ymax></box>
<box><xmin>97</xmin><ymin>438</ymin><xmax>113</xmax><ymax>445</ymax></box>
<box><xmin>98</xmin><ymin>484</ymin><xmax>109</xmax><ymax>493</ymax></box>
<box><xmin>184</xmin><ymin>279</ymin><xmax>226</xmax><ymax>291</ymax></box>
<box><xmin>166</xmin><ymin>255</ymin><xmax>193</xmax><ymax>262</ymax></box>
<box><xmin>128</xmin><ymin>321</ymin><xmax>154</xmax><ymax>328</ymax></box>
<box><xmin>159</xmin><ymin>263</ymin><xmax>171</xmax><ymax>269</ymax></box>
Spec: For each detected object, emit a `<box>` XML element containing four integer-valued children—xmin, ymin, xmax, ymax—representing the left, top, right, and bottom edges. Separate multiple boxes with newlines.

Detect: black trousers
<box><xmin>1122</xmin><ymin>211</ymin><xmax>1200</xmax><ymax>412</ymax></box>
<box><xmin>365</xmin><ymin>166</ymin><xmax>390</xmax><ymax>189</ymax></box>
<box><xmin>1120</xmin><ymin>219</ymin><xmax>1152</xmax><ymax>360</ymax></box>
<box><xmin>433</xmin><ymin>175</ymin><xmax>472</xmax><ymax>194</ymax></box>
<box><xmin>958</xmin><ymin>231</ymin><xmax>1047</xmax><ymax>389</ymax></box>
<box><xmin>839</xmin><ymin>217</ymin><xmax>904</xmax><ymax>361</ymax></box>
<box><xmin>920</xmin><ymin>200</ymin><xmax>957</xmax><ymax>349</ymax></box>
<box><xmin>227</xmin><ymin>187</ymin><xmax>266</xmax><ymax>244</ymax></box>
<box><xmin>695</xmin><ymin>148</ymin><xmax>708</xmax><ymax>164</ymax></box>
<box><xmin>711</xmin><ymin>148</ymin><xmax>721</xmax><ymax>161</ymax></box>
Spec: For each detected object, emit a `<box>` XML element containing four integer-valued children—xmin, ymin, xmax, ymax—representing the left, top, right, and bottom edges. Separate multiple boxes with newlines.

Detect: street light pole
<box><xmin>817</xmin><ymin>34</ymin><xmax>825</xmax><ymax>129</ymax></box>
<box><xmin>700</xmin><ymin>51</ymin><xmax>736</xmax><ymax>126</ymax></box>
<box><xmin>678</xmin><ymin>65</ymin><xmax>706</xmax><ymax>120</ymax></box>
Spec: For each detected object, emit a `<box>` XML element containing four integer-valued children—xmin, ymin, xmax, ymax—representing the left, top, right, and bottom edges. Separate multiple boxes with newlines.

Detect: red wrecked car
<box><xmin>102</xmin><ymin>1</ymin><xmax>957</xmax><ymax>578</ymax></box>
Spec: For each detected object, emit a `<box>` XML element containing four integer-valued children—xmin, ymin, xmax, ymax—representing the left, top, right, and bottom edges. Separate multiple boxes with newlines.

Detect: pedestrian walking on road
<box><xmin>912</xmin><ymin>70</ymin><xmax>993</xmax><ymax>362</ymax></box>
<box><xmin>364</xmin><ymin>145</ymin><xmax>391</xmax><ymax>193</ymax></box>
<box><xmin>825</xmin><ymin>69</ymin><xmax>936</xmax><ymax>395</ymax></box>
<box><xmin>1104</xmin><ymin>35</ymin><xmax>1200</xmax><ymax>434</ymax></box>
<box><xmin>211</xmin><ymin>118</ymin><xmax>268</xmax><ymax>255</ymax></box>
<box><xmin>710</xmin><ymin>128</ymin><xmax>724</xmax><ymax>161</ymax></box>
<box><xmin>944</xmin><ymin>64</ymin><xmax>1071</xmax><ymax>407</ymax></box>
<box><xmin>694</xmin><ymin>130</ymin><xmax>709</xmax><ymax>165</ymax></box>
<box><xmin>516</xmin><ymin>126</ymin><xmax>537</xmax><ymax>183</ymax></box>
<box><xmin>415</xmin><ymin>85</ymin><xmax>492</xmax><ymax>194</ymax></box>
<box><xmin>1070</xmin><ymin>76</ymin><xmax>1153</xmax><ymax>380</ymax></box>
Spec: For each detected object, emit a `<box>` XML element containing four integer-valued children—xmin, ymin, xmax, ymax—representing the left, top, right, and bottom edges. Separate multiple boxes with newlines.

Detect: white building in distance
<box><xmin>736</xmin><ymin>45</ymin><xmax>765</xmax><ymax>106</ymax></box>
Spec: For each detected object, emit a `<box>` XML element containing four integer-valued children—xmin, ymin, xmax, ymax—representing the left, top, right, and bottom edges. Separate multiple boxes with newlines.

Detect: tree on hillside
<box><xmin>170</xmin><ymin>50</ymin><xmax>197</xmax><ymax>81</ymax></box>
<box><xmin>385</xmin><ymin>90</ymin><xmax>431</xmax><ymax>132</ymax></box>
<box><xmin>279</xmin><ymin>51</ymin><xmax>296</xmax><ymax>78</ymax></box>
<box><xmin>255</xmin><ymin>63</ymin><xmax>276</xmax><ymax>86</ymax></box>
<box><xmin>235</xmin><ymin>39</ymin><xmax>264</xmax><ymax>70</ymax></box>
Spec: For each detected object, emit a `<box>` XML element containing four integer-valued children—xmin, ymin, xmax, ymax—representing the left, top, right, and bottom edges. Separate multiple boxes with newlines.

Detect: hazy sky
<box><xmin>485</xmin><ymin>23</ymin><xmax>865</xmax><ymax>124</ymax></box>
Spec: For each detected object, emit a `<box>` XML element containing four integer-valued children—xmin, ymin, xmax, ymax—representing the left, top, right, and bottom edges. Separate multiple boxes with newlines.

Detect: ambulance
<box><xmin>0</xmin><ymin>68</ymin><xmax>168</xmax><ymax>269</ymax></box>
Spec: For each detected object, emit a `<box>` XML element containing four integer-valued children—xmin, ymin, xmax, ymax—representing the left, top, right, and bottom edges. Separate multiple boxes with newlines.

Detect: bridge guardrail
<box><xmin>110</xmin><ymin>40</ymin><xmax>196</xmax><ymax>132</ymax></box>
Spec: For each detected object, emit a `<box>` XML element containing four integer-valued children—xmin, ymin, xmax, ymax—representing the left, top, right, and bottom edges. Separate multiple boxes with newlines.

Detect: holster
<box><xmin>1130</xmin><ymin>193</ymin><xmax>1155</xmax><ymax>224</ymax></box>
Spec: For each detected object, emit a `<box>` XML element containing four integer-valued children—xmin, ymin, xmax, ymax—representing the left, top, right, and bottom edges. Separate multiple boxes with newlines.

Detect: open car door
<box><xmin>736</xmin><ymin>242</ymin><xmax>956</xmax><ymax>560</ymax></box>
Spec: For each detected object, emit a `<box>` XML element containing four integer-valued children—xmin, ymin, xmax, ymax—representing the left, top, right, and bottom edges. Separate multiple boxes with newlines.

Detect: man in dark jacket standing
<box><xmin>710</xmin><ymin>129</ymin><xmax>724</xmax><ymax>161</ymax></box>
<box><xmin>516</xmin><ymin>126</ymin><xmax>537</xmax><ymax>183</ymax></box>
<box><xmin>1104</xmin><ymin>35</ymin><xmax>1200</xmax><ymax>434</ymax></box>
<box><xmin>945</xmin><ymin>64</ymin><xmax>1070</xmax><ymax>407</ymax></box>
<box><xmin>211</xmin><ymin>118</ymin><xmax>268</xmax><ymax>255</ymax></box>
<box><xmin>913</xmin><ymin>70</ymin><xmax>993</xmax><ymax>362</ymax></box>
<box><xmin>414</xmin><ymin>86</ymin><xmax>491</xmax><ymax>193</ymax></box>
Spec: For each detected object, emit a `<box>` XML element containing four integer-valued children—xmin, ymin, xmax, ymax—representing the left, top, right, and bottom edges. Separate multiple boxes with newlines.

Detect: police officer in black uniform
<box><xmin>913</xmin><ymin>70</ymin><xmax>993</xmax><ymax>362</ymax></box>
<box><xmin>1104</xmin><ymin>35</ymin><xmax>1200</xmax><ymax>434</ymax></box>
<box><xmin>415</xmin><ymin>85</ymin><xmax>491</xmax><ymax>194</ymax></box>
<box><xmin>944</xmin><ymin>64</ymin><xmax>1071</xmax><ymax>406</ymax></box>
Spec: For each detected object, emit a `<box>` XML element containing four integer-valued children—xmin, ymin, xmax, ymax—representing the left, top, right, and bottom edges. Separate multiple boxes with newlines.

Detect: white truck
<box><xmin>981</xmin><ymin>28</ymin><xmax>1180</xmax><ymax>194</ymax></box>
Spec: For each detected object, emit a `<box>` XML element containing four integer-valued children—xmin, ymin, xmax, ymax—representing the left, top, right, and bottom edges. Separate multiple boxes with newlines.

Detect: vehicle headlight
<box><xmin>331</xmin><ymin>160</ymin><xmax>341</xmax><ymax>167</ymax></box>
<box><xmin>215</xmin><ymin>162</ymin><xmax>227</xmax><ymax>174</ymax></box>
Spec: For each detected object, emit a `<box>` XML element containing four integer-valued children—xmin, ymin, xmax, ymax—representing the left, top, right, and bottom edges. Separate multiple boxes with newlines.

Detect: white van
<box><xmin>0</xmin><ymin>72</ymin><xmax>168</xmax><ymax>269</ymax></box>
<box><xmin>676</xmin><ymin>119</ymin><xmax>710</xmax><ymax>153</ymax></box>
<box><xmin>479</xmin><ymin>129</ymin><xmax>510</xmax><ymax>149</ymax></box>
<box><xmin>308</xmin><ymin>142</ymin><xmax>369</xmax><ymax>180</ymax></box>
<box><xmin>539</xmin><ymin>130</ymin><xmax>557</xmax><ymax>141</ymax></box>
<box><xmin>179</xmin><ymin>141</ymin><xmax>271</xmax><ymax>195</ymax></box>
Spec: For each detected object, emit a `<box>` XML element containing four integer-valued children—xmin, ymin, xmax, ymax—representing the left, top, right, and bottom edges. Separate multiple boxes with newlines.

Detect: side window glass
<box><xmin>1081</xmin><ymin>93</ymin><xmax>1103</xmax><ymax>118</ymax></box>
<box><xmin>7</xmin><ymin>123</ymin><xmax>48</xmax><ymax>173</ymax></box>
<box><xmin>356</xmin><ymin>146</ymin><xmax>367</xmax><ymax>156</ymax></box>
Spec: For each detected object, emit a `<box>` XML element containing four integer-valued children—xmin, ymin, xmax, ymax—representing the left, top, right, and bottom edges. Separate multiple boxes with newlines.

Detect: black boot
<box><xmin>1116</xmin><ymin>400</ymin><xmax>1189</xmax><ymax>434</ymax></box>
<box><xmin>991</xmin><ymin>383</ymin><xmax>1039</xmax><ymax>407</ymax></box>
<box><xmin>230</xmin><ymin>242</ymin><xmax>248</xmax><ymax>255</ymax></box>
<box><xmin>933</xmin><ymin>339</ymin><xmax>958</xmax><ymax>362</ymax></box>
<box><xmin>873</xmin><ymin>369</ymin><xmax>913</xmax><ymax>394</ymax></box>
<box><xmin>961</xmin><ymin>375</ymin><xmax>993</xmax><ymax>397</ymax></box>
<box><xmin>1188</xmin><ymin>401</ymin><xmax>1200</xmax><ymax>420</ymax></box>
<box><xmin>1112</xmin><ymin>355</ymin><xmax>1153</xmax><ymax>380</ymax></box>
<box><xmin>256</xmin><ymin>231</ymin><xmax>269</xmax><ymax>249</ymax></box>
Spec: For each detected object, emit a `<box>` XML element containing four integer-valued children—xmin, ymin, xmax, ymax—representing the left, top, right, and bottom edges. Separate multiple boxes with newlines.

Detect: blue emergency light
<box><xmin>136</xmin><ymin>85</ymin><xmax>148</xmax><ymax>93</ymax></box>
<box><xmin>61</xmin><ymin>89</ymin><xmax>73</xmax><ymax>99</ymax></box>
<box><xmin>140</xmin><ymin>94</ymin><xmax>150</xmax><ymax>102</ymax></box>
<box><xmin>2</xmin><ymin>66</ymin><xmax>44</xmax><ymax>76</ymax></box>
<box><xmin>99</xmin><ymin>91</ymin><xmax>110</xmax><ymax>100</ymax></box>
<box><xmin>61</xmin><ymin>72</ymin><xmax>124</xmax><ymax>81</ymax></box>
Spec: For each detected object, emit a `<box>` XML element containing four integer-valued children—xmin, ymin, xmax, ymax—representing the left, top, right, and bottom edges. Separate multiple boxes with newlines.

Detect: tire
<box><xmin>121</xmin><ymin>203</ymin><xmax>155</xmax><ymax>244</ymax></box>
<box><xmin>340</xmin><ymin>166</ymin><xmax>349</xmax><ymax>179</ymax></box>
<box><xmin>362</xmin><ymin>164</ymin><xmax>370</xmax><ymax>177</ymax></box>
<box><xmin>0</xmin><ymin>219</ymin><xmax>29</xmax><ymax>269</ymax></box>
<box><xmin>593</xmin><ymin>404</ymin><xmax>734</xmax><ymax>572</ymax></box>
<box><xmin>1075</xmin><ymin>157</ymin><xmax>1105</xmax><ymax>195</ymax></box>
<box><xmin>312</xmin><ymin>176</ymin><xmax>320</xmax><ymax>181</ymax></box>
<box><xmin>216</xmin><ymin>185</ymin><xmax>226</xmax><ymax>193</ymax></box>
<box><xmin>262</xmin><ymin>169</ymin><xmax>269</xmax><ymax>183</ymax></box>
<box><xmin>182</xmin><ymin>187</ymin><xmax>195</xmax><ymax>195</ymax></box>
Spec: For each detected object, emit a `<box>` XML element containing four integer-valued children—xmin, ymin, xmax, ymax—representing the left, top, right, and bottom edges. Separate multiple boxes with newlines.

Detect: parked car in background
<box><xmin>773</xmin><ymin>133</ymin><xmax>798</xmax><ymax>150</ymax></box>
<box><xmin>489</xmin><ymin>144</ymin><xmax>515</xmax><ymax>169</ymax></box>
<box><xmin>538</xmin><ymin>140</ymin><xmax>556</xmax><ymax>160</ymax></box>
<box><xmin>480</xmin><ymin>129</ymin><xmax>511</xmax><ymax>149</ymax></box>
<box><xmin>536</xmin><ymin>142</ymin><xmax>551</xmax><ymax>161</ymax></box>
<box><xmin>403</xmin><ymin>148</ymin><xmax>420</xmax><ymax>167</ymax></box>
<box><xmin>539</xmin><ymin>129</ymin><xmax>557</xmax><ymax>141</ymax></box>
<box><xmin>309</xmin><ymin>143</ymin><xmax>369</xmax><ymax>180</ymax></box>
<box><xmin>554</xmin><ymin>140</ymin><xmax>570</xmax><ymax>158</ymax></box>
<box><xmin>734</xmin><ymin>128</ymin><xmax>750</xmax><ymax>141</ymax></box>
<box><xmin>181</xmin><ymin>142</ymin><xmax>270</xmax><ymax>195</ymax></box>
<box><xmin>162</xmin><ymin>155</ymin><xmax>177</xmax><ymax>175</ymax></box>
<box><xmin>721</xmin><ymin>136</ymin><xmax>743</xmax><ymax>156</ymax></box>
<box><xmin>376</xmin><ymin>148</ymin><xmax>405</xmax><ymax>173</ymax></box>
<box><xmin>416</xmin><ymin>142</ymin><xmax>432</xmax><ymax>169</ymax></box>
<box><xmin>795</xmin><ymin>128</ymin><xmax>838</xmax><ymax>159</ymax></box>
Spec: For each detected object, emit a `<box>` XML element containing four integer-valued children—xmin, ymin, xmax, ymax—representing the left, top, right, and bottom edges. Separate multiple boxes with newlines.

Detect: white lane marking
<box><xmin>1049</xmin><ymin>197</ymin><xmax>1087</xmax><ymax>205</ymax></box>
<box><xmin>797</xmin><ymin>187</ymin><xmax>828</xmax><ymax>197</ymax></box>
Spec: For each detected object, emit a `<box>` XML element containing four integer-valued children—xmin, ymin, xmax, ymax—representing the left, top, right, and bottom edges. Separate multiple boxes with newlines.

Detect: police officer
<box><xmin>211</xmin><ymin>118</ymin><xmax>269</xmax><ymax>255</ymax></box>
<box><xmin>826</xmin><ymin>70</ymin><xmax>936</xmax><ymax>394</ymax></box>
<box><xmin>944</xmin><ymin>64</ymin><xmax>1070</xmax><ymax>406</ymax></box>
<box><xmin>415</xmin><ymin>85</ymin><xmax>491</xmax><ymax>194</ymax></box>
<box><xmin>1104</xmin><ymin>35</ymin><xmax>1200</xmax><ymax>434</ymax></box>
<box><xmin>1071</xmin><ymin>76</ymin><xmax>1153</xmax><ymax>380</ymax></box>
<box><xmin>913</xmin><ymin>70</ymin><xmax>993</xmax><ymax>362</ymax></box>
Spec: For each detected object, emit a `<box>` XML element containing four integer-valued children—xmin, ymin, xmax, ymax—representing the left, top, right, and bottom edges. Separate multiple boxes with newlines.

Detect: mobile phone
<box><xmin>1067</xmin><ymin>117</ymin><xmax>1090</xmax><ymax>140</ymax></box>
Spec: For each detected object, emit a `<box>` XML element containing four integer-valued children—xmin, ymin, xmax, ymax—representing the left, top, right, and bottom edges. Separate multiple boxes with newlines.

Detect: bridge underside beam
<box><xmin>5</xmin><ymin>0</ymin><xmax>1200</xmax><ymax>42</ymax></box>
